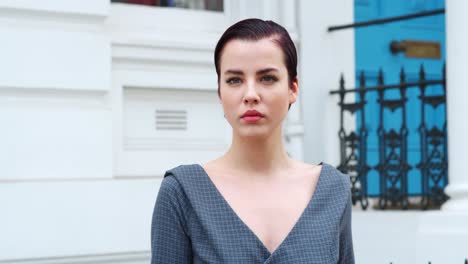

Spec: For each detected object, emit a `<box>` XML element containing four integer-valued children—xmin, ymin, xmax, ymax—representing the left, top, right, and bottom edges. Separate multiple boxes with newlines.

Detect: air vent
<box><xmin>155</xmin><ymin>109</ymin><xmax>187</xmax><ymax>130</ymax></box>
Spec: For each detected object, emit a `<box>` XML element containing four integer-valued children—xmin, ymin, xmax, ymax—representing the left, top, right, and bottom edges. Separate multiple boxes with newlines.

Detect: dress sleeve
<box><xmin>151</xmin><ymin>175</ymin><xmax>193</xmax><ymax>264</ymax></box>
<box><xmin>339</xmin><ymin>194</ymin><xmax>355</xmax><ymax>264</ymax></box>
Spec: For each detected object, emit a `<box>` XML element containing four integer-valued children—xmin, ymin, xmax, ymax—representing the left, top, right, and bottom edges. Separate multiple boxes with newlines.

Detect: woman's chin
<box><xmin>235</xmin><ymin>127</ymin><xmax>272</xmax><ymax>139</ymax></box>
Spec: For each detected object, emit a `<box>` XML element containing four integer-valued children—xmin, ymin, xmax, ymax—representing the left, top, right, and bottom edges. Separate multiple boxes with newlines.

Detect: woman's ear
<box><xmin>289</xmin><ymin>77</ymin><xmax>299</xmax><ymax>105</ymax></box>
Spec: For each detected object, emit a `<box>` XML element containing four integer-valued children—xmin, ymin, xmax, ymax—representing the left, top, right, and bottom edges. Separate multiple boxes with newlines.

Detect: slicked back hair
<box><xmin>214</xmin><ymin>18</ymin><xmax>298</xmax><ymax>104</ymax></box>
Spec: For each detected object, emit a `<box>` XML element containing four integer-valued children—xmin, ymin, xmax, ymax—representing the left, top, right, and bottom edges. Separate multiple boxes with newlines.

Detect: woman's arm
<box><xmin>339</xmin><ymin>195</ymin><xmax>355</xmax><ymax>264</ymax></box>
<box><xmin>151</xmin><ymin>176</ymin><xmax>193</xmax><ymax>264</ymax></box>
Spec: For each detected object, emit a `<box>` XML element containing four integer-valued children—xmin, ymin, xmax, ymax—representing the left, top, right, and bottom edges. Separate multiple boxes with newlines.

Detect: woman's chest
<box><xmin>189</xmin><ymin>196</ymin><xmax>341</xmax><ymax>264</ymax></box>
<box><xmin>209</xmin><ymin>174</ymin><xmax>319</xmax><ymax>254</ymax></box>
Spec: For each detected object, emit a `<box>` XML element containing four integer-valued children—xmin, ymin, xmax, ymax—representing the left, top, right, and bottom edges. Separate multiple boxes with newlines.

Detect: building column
<box><xmin>443</xmin><ymin>0</ymin><xmax>468</xmax><ymax>211</ymax></box>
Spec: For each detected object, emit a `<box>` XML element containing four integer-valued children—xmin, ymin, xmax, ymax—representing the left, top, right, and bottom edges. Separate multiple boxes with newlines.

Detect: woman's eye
<box><xmin>226</xmin><ymin>78</ymin><xmax>242</xmax><ymax>85</ymax></box>
<box><xmin>261</xmin><ymin>75</ymin><xmax>278</xmax><ymax>83</ymax></box>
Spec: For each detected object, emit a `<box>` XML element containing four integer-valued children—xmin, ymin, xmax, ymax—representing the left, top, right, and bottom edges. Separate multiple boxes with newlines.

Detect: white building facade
<box><xmin>0</xmin><ymin>0</ymin><xmax>466</xmax><ymax>263</ymax></box>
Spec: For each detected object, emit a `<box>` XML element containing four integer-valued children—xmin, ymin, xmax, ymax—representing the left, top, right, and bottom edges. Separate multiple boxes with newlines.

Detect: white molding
<box><xmin>107</xmin><ymin>3</ymin><xmax>229</xmax><ymax>54</ymax></box>
<box><xmin>108</xmin><ymin>3</ymin><xmax>228</xmax><ymax>33</ymax></box>
<box><xmin>0</xmin><ymin>87</ymin><xmax>108</xmax><ymax>108</ymax></box>
<box><xmin>0</xmin><ymin>1</ymin><xmax>108</xmax><ymax>18</ymax></box>
<box><xmin>0</xmin><ymin>7</ymin><xmax>106</xmax><ymax>34</ymax></box>
<box><xmin>0</xmin><ymin>251</ymin><xmax>149</xmax><ymax>264</ymax></box>
<box><xmin>112</xmin><ymin>42</ymin><xmax>213</xmax><ymax>68</ymax></box>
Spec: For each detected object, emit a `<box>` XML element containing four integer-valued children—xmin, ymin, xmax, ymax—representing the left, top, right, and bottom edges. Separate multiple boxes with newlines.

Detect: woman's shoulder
<box><xmin>290</xmin><ymin>159</ymin><xmax>351</xmax><ymax>194</ymax></box>
<box><xmin>291</xmin><ymin>160</ymin><xmax>350</xmax><ymax>186</ymax></box>
<box><xmin>304</xmin><ymin>162</ymin><xmax>352</xmax><ymax>220</ymax></box>
<box><xmin>158</xmin><ymin>164</ymin><xmax>205</xmax><ymax>202</ymax></box>
<box><xmin>164</xmin><ymin>163</ymin><xmax>203</xmax><ymax>179</ymax></box>
<box><xmin>320</xmin><ymin>162</ymin><xmax>352</xmax><ymax>190</ymax></box>
<box><xmin>160</xmin><ymin>163</ymin><xmax>208</xmax><ymax>196</ymax></box>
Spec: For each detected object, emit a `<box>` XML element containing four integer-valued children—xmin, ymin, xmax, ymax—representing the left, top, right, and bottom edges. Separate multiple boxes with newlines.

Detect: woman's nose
<box><xmin>243</xmin><ymin>81</ymin><xmax>260</xmax><ymax>104</ymax></box>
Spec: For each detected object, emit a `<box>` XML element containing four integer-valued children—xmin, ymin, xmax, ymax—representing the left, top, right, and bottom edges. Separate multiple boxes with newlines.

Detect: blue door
<box><xmin>354</xmin><ymin>0</ymin><xmax>446</xmax><ymax>198</ymax></box>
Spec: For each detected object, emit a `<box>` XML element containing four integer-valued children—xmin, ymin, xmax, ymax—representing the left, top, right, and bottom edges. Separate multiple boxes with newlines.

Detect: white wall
<box><xmin>353</xmin><ymin>211</ymin><xmax>468</xmax><ymax>264</ymax></box>
<box><xmin>1</xmin><ymin>179</ymin><xmax>156</xmax><ymax>261</ymax></box>
<box><xmin>0</xmin><ymin>0</ymin><xmax>112</xmax><ymax>182</ymax></box>
<box><xmin>0</xmin><ymin>1</ymin><xmax>116</xmax><ymax>262</ymax></box>
<box><xmin>298</xmin><ymin>0</ymin><xmax>356</xmax><ymax>166</ymax></box>
<box><xmin>0</xmin><ymin>1</ymin><xmax>305</xmax><ymax>263</ymax></box>
<box><xmin>0</xmin><ymin>1</ymin><xmax>108</xmax><ymax>17</ymax></box>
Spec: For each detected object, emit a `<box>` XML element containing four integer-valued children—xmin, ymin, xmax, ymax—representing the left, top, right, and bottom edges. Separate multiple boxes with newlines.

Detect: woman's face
<box><xmin>218</xmin><ymin>38</ymin><xmax>298</xmax><ymax>138</ymax></box>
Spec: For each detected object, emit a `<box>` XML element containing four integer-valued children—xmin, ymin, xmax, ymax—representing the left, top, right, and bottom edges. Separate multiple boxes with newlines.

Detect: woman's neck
<box><xmin>222</xmin><ymin>128</ymin><xmax>292</xmax><ymax>175</ymax></box>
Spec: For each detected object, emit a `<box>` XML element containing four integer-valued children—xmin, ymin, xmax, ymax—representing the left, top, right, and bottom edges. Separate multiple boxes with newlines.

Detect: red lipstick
<box><xmin>241</xmin><ymin>110</ymin><xmax>264</xmax><ymax>123</ymax></box>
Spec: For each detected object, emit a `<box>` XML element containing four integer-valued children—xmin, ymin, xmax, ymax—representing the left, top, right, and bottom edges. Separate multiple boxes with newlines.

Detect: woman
<box><xmin>151</xmin><ymin>18</ymin><xmax>354</xmax><ymax>263</ymax></box>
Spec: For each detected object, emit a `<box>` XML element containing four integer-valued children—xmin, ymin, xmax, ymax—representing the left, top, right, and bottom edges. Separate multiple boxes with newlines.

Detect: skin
<box><xmin>203</xmin><ymin>38</ymin><xmax>322</xmax><ymax>254</ymax></box>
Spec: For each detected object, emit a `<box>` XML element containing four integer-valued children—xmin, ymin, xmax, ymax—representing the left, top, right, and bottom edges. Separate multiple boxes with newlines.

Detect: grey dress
<box><xmin>151</xmin><ymin>162</ymin><xmax>355</xmax><ymax>263</ymax></box>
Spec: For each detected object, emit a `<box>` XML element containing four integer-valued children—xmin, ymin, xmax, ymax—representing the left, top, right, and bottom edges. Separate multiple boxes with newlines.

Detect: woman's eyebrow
<box><xmin>256</xmin><ymin>68</ymin><xmax>279</xmax><ymax>75</ymax></box>
<box><xmin>224</xmin><ymin>69</ymin><xmax>243</xmax><ymax>75</ymax></box>
<box><xmin>224</xmin><ymin>68</ymin><xmax>279</xmax><ymax>75</ymax></box>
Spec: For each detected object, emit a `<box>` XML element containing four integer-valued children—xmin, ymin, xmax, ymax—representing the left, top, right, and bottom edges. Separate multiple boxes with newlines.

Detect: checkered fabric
<box><xmin>151</xmin><ymin>162</ymin><xmax>355</xmax><ymax>263</ymax></box>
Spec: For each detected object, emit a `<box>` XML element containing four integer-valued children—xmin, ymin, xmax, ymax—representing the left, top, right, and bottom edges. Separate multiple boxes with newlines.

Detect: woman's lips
<box><xmin>242</xmin><ymin>116</ymin><xmax>263</xmax><ymax>123</ymax></box>
<box><xmin>241</xmin><ymin>110</ymin><xmax>264</xmax><ymax>123</ymax></box>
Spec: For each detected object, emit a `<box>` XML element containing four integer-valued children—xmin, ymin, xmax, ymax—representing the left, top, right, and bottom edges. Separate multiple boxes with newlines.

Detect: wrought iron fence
<box><xmin>330</xmin><ymin>65</ymin><xmax>448</xmax><ymax>210</ymax></box>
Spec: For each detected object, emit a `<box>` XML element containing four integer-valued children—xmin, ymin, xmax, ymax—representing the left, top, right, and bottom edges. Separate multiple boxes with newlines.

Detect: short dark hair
<box><xmin>214</xmin><ymin>18</ymin><xmax>298</xmax><ymax>100</ymax></box>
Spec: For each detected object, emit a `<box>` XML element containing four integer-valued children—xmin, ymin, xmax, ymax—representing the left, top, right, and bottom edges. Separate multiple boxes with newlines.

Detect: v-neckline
<box><xmin>197</xmin><ymin>162</ymin><xmax>326</xmax><ymax>257</ymax></box>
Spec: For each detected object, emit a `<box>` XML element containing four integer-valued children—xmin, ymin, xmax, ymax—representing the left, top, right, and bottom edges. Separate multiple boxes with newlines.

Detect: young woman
<box><xmin>151</xmin><ymin>18</ymin><xmax>354</xmax><ymax>263</ymax></box>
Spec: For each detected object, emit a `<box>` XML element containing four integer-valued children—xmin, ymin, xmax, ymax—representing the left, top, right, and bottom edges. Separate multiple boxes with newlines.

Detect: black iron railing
<box><xmin>330</xmin><ymin>65</ymin><xmax>448</xmax><ymax>210</ymax></box>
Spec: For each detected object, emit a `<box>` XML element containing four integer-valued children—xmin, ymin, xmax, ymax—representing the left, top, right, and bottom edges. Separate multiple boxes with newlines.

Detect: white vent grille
<box><xmin>155</xmin><ymin>109</ymin><xmax>187</xmax><ymax>130</ymax></box>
